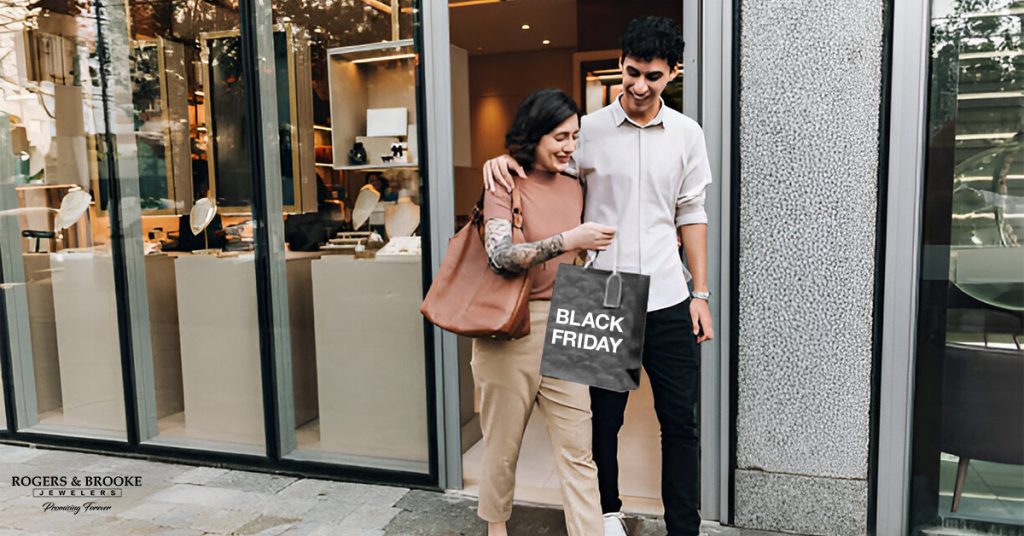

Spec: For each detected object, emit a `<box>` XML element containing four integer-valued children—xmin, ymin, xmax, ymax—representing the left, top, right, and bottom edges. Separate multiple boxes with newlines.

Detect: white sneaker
<box><xmin>603</xmin><ymin>511</ymin><xmax>627</xmax><ymax>536</ymax></box>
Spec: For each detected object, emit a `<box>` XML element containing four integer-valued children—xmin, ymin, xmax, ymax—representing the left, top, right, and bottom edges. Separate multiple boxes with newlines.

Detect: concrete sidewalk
<box><xmin>0</xmin><ymin>443</ymin><xmax>782</xmax><ymax>536</ymax></box>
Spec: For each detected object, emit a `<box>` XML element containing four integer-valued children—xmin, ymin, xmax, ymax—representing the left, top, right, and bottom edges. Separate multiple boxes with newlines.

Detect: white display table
<box><xmin>49</xmin><ymin>249</ymin><xmax>125</xmax><ymax>431</ymax></box>
<box><xmin>311</xmin><ymin>254</ymin><xmax>428</xmax><ymax>463</ymax></box>
<box><xmin>44</xmin><ymin>251</ymin><xmax>184</xmax><ymax>431</ymax></box>
<box><xmin>23</xmin><ymin>253</ymin><xmax>61</xmax><ymax>415</ymax></box>
<box><xmin>175</xmin><ymin>254</ymin><xmax>262</xmax><ymax>445</ymax></box>
<box><xmin>174</xmin><ymin>252</ymin><xmax>319</xmax><ymax>446</ymax></box>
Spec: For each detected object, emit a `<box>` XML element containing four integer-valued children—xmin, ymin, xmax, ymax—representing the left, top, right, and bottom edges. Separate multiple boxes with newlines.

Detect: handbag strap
<box><xmin>510</xmin><ymin>184</ymin><xmax>524</xmax><ymax>242</ymax></box>
<box><xmin>473</xmin><ymin>180</ymin><xmax>525</xmax><ymax>244</ymax></box>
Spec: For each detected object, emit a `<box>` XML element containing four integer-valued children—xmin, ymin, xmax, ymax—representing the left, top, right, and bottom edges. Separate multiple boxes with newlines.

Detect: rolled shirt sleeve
<box><xmin>675</xmin><ymin>125</ymin><xmax>713</xmax><ymax>227</ymax></box>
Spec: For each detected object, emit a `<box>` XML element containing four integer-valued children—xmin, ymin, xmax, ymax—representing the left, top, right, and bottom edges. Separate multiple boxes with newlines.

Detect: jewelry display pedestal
<box><xmin>175</xmin><ymin>253</ymin><xmax>319</xmax><ymax>446</ymax></box>
<box><xmin>311</xmin><ymin>255</ymin><xmax>428</xmax><ymax>464</ymax></box>
<box><xmin>49</xmin><ymin>250</ymin><xmax>125</xmax><ymax>431</ymax></box>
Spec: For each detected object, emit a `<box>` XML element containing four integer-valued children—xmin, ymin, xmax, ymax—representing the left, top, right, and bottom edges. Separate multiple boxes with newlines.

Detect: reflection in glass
<box><xmin>0</xmin><ymin>2</ymin><xmax>129</xmax><ymax>440</ymax></box>
<box><xmin>201</xmin><ymin>26</ymin><xmax>315</xmax><ymax>212</ymax></box>
<box><xmin>912</xmin><ymin>0</ymin><xmax>1024</xmax><ymax>533</ymax></box>
<box><xmin>951</xmin><ymin>141</ymin><xmax>1023</xmax><ymax>311</ymax></box>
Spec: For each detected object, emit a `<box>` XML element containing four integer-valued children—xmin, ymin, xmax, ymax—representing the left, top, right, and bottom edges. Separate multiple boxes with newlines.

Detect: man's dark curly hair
<box><xmin>505</xmin><ymin>88</ymin><xmax>579</xmax><ymax>170</ymax></box>
<box><xmin>620</xmin><ymin>16</ymin><xmax>684</xmax><ymax>67</ymax></box>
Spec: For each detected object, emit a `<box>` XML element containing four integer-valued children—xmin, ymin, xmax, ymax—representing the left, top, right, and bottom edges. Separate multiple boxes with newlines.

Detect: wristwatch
<box><xmin>691</xmin><ymin>290</ymin><xmax>710</xmax><ymax>301</ymax></box>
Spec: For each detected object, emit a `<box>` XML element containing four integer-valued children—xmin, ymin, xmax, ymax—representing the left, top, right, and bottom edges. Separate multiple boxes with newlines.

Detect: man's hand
<box><xmin>483</xmin><ymin>154</ymin><xmax>526</xmax><ymax>193</ymax></box>
<box><xmin>690</xmin><ymin>298</ymin><xmax>714</xmax><ymax>343</ymax></box>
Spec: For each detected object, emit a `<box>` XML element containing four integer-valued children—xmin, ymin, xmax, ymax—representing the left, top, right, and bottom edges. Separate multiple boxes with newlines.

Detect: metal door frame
<box><xmin>875</xmin><ymin>0</ymin><xmax>932</xmax><ymax>533</ymax></box>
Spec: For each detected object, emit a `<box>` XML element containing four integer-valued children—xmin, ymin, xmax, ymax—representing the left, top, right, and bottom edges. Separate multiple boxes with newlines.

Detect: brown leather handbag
<box><xmin>420</xmin><ymin>186</ymin><xmax>531</xmax><ymax>339</ymax></box>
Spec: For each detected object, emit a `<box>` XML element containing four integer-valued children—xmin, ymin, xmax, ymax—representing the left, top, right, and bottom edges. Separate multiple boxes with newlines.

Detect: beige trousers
<box><xmin>471</xmin><ymin>300</ymin><xmax>603</xmax><ymax>535</ymax></box>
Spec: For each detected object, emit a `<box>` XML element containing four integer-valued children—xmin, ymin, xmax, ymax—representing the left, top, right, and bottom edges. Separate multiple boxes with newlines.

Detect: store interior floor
<box><xmin>462</xmin><ymin>372</ymin><xmax>664</xmax><ymax>516</ymax></box>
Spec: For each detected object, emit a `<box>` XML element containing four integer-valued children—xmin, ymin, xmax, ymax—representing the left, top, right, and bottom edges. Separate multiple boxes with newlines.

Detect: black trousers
<box><xmin>591</xmin><ymin>298</ymin><xmax>701</xmax><ymax>536</ymax></box>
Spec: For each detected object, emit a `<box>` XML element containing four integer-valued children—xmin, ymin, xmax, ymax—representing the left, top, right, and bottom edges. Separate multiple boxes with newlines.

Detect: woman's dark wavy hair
<box><xmin>505</xmin><ymin>88</ymin><xmax>579</xmax><ymax>170</ymax></box>
<box><xmin>620</xmin><ymin>16</ymin><xmax>684</xmax><ymax>67</ymax></box>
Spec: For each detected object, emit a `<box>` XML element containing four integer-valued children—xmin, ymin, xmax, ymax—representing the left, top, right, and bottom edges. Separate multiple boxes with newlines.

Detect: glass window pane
<box><xmin>0</xmin><ymin>2</ymin><xmax>127</xmax><ymax>440</ymax></box>
<box><xmin>911</xmin><ymin>0</ymin><xmax>1024</xmax><ymax>532</ymax></box>
<box><xmin>268</xmin><ymin>0</ymin><xmax>430</xmax><ymax>473</ymax></box>
<box><xmin>116</xmin><ymin>0</ymin><xmax>266</xmax><ymax>454</ymax></box>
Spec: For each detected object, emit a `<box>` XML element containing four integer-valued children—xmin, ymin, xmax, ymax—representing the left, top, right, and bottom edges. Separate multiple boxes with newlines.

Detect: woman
<box><xmin>473</xmin><ymin>88</ymin><xmax>616</xmax><ymax>536</ymax></box>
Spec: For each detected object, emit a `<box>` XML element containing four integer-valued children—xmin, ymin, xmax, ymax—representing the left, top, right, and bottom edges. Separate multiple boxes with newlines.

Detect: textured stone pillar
<box><xmin>734</xmin><ymin>2</ymin><xmax>885</xmax><ymax>535</ymax></box>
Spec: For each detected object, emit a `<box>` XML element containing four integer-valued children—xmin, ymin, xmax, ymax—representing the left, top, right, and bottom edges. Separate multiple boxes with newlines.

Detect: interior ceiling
<box><xmin>449</xmin><ymin>0</ymin><xmax>577</xmax><ymax>56</ymax></box>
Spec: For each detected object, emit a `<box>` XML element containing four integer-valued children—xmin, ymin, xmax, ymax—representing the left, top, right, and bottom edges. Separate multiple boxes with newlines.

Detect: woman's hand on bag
<box><xmin>483</xmin><ymin>154</ymin><xmax>526</xmax><ymax>193</ymax></box>
<box><xmin>563</xmin><ymin>223</ymin><xmax>616</xmax><ymax>251</ymax></box>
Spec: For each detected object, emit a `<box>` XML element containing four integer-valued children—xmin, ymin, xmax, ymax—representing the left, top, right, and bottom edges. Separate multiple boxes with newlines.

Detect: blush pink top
<box><xmin>483</xmin><ymin>169</ymin><xmax>583</xmax><ymax>300</ymax></box>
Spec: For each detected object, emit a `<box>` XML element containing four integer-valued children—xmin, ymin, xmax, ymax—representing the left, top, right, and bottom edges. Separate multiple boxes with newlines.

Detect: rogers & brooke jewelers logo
<box><xmin>11</xmin><ymin>475</ymin><xmax>142</xmax><ymax>514</ymax></box>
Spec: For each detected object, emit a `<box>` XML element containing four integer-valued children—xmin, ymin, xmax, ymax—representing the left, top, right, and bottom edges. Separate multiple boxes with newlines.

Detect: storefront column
<box><xmin>732</xmin><ymin>1</ymin><xmax>888</xmax><ymax>534</ymax></box>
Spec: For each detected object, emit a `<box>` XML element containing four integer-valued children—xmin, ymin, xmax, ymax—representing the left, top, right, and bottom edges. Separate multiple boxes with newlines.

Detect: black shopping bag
<box><xmin>541</xmin><ymin>262</ymin><xmax>650</xmax><ymax>392</ymax></box>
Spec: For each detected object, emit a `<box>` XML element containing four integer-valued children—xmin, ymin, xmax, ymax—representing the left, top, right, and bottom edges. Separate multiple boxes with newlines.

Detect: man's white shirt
<box><xmin>574</xmin><ymin>96</ymin><xmax>712</xmax><ymax>312</ymax></box>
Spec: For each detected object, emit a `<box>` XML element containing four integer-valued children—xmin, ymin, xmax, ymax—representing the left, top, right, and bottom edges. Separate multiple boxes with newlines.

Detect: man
<box><xmin>482</xmin><ymin>16</ymin><xmax>714</xmax><ymax>536</ymax></box>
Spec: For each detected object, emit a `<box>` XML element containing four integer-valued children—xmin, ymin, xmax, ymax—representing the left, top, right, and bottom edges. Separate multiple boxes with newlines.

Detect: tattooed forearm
<box><xmin>484</xmin><ymin>219</ymin><xmax>565</xmax><ymax>274</ymax></box>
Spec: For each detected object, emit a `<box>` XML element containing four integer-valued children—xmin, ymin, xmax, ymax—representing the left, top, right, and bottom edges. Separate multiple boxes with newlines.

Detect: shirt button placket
<box><xmin>637</xmin><ymin>126</ymin><xmax>643</xmax><ymax>273</ymax></box>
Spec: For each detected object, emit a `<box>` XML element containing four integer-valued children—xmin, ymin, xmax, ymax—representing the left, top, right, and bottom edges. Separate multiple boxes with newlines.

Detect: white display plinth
<box><xmin>175</xmin><ymin>254</ymin><xmax>264</xmax><ymax>445</ymax></box>
<box><xmin>24</xmin><ymin>253</ymin><xmax>62</xmax><ymax>415</ymax></box>
<box><xmin>175</xmin><ymin>253</ymin><xmax>319</xmax><ymax>446</ymax></box>
<box><xmin>311</xmin><ymin>254</ymin><xmax>428</xmax><ymax>462</ymax></box>
<box><xmin>49</xmin><ymin>249</ymin><xmax>125</xmax><ymax>431</ymax></box>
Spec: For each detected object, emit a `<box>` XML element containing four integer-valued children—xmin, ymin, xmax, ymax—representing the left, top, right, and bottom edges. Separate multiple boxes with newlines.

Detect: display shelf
<box><xmin>327</xmin><ymin>39</ymin><xmax>418</xmax><ymax>171</ymax></box>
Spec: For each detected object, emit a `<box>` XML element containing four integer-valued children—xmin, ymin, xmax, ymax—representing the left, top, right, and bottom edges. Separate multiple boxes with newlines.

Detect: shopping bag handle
<box><xmin>585</xmin><ymin>232</ymin><xmax>622</xmax><ymax>307</ymax></box>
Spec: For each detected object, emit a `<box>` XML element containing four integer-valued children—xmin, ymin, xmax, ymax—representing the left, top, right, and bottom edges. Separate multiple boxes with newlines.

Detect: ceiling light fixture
<box><xmin>351</xmin><ymin>53</ymin><xmax>417</xmax><ymax>64</ymax></box>
<box><xmin>960</xmin><ymin>50</ymin><xmax>1023</xmax><ymax>60</ymax></box>
<box><xmin>586</xmin><ymin>74</ymin><xmax>623</xmax><ymax>81</ymax></box>
<box><xmin>965</xmin><ymin>7</ymin><xmax>1024</xmax><ymax>18</ymax></box>
<box><xmin>954</xmin><ymin>132</ymin><xmax>1017</xmax><ymax>141</ymax></box>
<box><xmin>959</xmin><ymin>174</ymin><xmax>1024</xmax><ymax>183</ymax></box>
<box><xmin>449</xmin><ymin>0</ymin><xmax>502</xmax><ymax>7</ymax></box>
<box><xmin>542</xmin><ymin>39</ymin><xmax>550</xmax><ymax>45</ymax></box>
<box><xmin>521</xmin><ymin>24</ymin><xmax>531</xmax><ymax>30</ymax></box>
<box><xmin>957</xmin><ymin>90</ymin><xmax>1024</xmax><ymax>100</ymax></box>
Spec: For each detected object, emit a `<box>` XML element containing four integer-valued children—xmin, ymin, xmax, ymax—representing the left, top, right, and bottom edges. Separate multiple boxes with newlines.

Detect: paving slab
<box><xmin>0</xmin><ymin>445</ymin><xmax>46</xmax><ymax>464</ymax></box>
<box><xmin>208</xmin><ymin>470</ymin><xmax>298</xmax><ymax>494</ymax></box>
<box><xmin>0</xmin><ymin>443</ymin><xmax>797</xmax><ymax>536</ymax></box>
<box><xmin>171</xmin><ymin>466</ymin><xmax>230</xmax><ymax>485</ymax></box>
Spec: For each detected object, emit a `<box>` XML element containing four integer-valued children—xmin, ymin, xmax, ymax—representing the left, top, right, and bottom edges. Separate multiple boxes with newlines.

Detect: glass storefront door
<box><xmin>910</xmin><ymin>0</ymin><xmax>1024</xmax><ymax>532</ymax></box>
